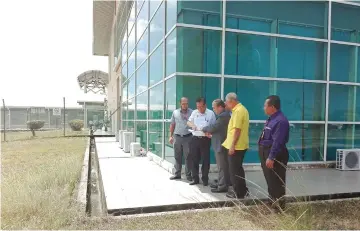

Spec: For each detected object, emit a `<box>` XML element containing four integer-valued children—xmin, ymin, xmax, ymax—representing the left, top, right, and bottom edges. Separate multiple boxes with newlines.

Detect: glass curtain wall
<box><xmin>118</xmin><ymin>0</ymin><xmax>360</xmax><ymax>164</ymax></box>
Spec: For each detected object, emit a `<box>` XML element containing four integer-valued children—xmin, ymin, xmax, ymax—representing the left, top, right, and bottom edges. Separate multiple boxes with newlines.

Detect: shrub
<box><xmin>69</xmin><ymin>120</ymin><xmax>84</xmax><ymax>131</ymax></box>
<box><xmin>26</xmin><ymin>120</ymin><xmax>45</xmax><ymax>136</ymax></box>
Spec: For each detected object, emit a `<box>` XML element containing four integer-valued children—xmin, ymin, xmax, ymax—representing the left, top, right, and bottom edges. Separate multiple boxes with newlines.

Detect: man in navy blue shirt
<box><xmin>258</xmin><ymin>95</ymin><xmax>290</xmax><ymax>212</ymax></box>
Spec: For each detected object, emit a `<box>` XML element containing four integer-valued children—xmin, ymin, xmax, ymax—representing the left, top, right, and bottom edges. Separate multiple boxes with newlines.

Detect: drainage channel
<box><xmin>86</xmin><ymin>136</ymin><xmax>108</xmax><ymax>217</ymax></box>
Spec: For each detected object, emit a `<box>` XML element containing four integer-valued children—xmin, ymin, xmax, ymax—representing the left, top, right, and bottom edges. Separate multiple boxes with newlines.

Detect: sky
<box><xmin>0</xmin><ymin>0</ymin><xmax>108</xmax><ymax>107</ymax></box>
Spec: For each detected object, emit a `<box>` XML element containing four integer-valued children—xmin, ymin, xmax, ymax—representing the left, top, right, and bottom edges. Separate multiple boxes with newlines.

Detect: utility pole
<box><xmin>63</xmin><ymin>97</ymin><xmax>66</xmax><ymax>136</ymax></box>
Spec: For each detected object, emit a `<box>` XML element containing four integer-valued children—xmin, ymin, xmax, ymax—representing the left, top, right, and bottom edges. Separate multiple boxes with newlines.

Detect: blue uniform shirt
<box><xmin>259</xmin><ymin>110</ymin><xmax>290</xmax><ymax>160</ymax></box>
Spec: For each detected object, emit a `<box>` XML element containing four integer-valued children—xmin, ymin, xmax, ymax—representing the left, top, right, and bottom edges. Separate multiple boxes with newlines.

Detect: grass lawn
<box><xmin>1</xmin><ymin>132</ymin><xmax>360</xmax><ymax>230</ymax></box>
<box><xmin>1</xmin><ymin>129</ymin><xmax>89</xmax><ymax>142</ymax></box>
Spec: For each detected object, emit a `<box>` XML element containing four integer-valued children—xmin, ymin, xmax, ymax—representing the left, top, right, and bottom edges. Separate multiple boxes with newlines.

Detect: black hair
<box><xmin>266</xmin><ymin>95</ymin><xmax>281</xmax><ymax>110</ymax></box>
<box><xmin>196</xmin><ymin>97</ymin><xmax>206</xmax><ymax>105</ymax></box>
<box><xmin>213</xmin><ymin>99</ymin><xmax>225</xmax><ymax>108</ymax></box>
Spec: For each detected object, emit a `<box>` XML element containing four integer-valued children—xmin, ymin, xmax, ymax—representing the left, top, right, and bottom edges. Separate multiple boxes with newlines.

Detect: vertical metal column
<box><xmin>220</xmin><ymin>0</ymin><xmax>226</xmax><ymax>99</ymax></box>
<box><xmin>2</xmin><ymin>99</ymin><xmax>6</xmax><ymax>141</ymax></box>
<box><xmin>324</xmin><ymin>1</ymin><xmax>332</xmax><ymax>163</ymax></box>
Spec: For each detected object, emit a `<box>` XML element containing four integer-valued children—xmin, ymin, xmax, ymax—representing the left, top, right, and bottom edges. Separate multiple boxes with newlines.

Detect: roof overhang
<box><xmin>77</xmin><ymin>70</ymin><xmax>109</xmax><ymax>94</ymax></box>
<box><xmin>93</xmin><ymin>0</ymin><xmax>115</xmax><ymax>56</ymax></box>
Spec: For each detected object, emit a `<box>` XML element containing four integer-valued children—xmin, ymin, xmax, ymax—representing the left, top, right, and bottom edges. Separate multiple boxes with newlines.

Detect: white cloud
<box><xmin>0</xmin><ymin>0</ymin><xmax>107</xmax><ymax>107</ymax></box>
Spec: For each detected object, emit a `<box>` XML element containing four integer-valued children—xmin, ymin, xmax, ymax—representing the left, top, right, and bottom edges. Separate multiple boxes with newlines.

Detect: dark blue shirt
<box><xmin>259</xmin><ymin>111</ymin><xmax>290</xmax><ymax>160</ymax></box>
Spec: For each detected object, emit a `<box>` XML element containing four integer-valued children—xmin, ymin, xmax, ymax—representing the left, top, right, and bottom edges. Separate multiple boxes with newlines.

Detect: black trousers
<box><xmin>228</xmin><ymin>149</ymin><xmax>248</xmax><ymax>197</ymax></box>
<box><xmin>191</xmin><ymin>136</ymin><xmax>211</xmax><ymax>182</ymax></box>
<box><xmin>258</xmin><ymin>145</ymin><xmax>289</xmax><ymax>207</ymax></box>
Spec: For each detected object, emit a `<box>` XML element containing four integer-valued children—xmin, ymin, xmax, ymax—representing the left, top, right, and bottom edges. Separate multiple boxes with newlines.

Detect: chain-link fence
<box><xmin>1</xmin><ymin>97</ymin><xmax>108</xmax><ymax>141</ymax></box>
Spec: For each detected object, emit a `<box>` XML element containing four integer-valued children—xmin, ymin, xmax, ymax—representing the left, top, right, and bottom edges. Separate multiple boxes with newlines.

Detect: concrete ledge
<box><xmin>77</xmin><ymin>138</ymin><xmax>90</xmax><ymax>211</ymax></box>
<box><xmin>107</xmin><ymin>191</ymin><xmax>360</xmax><ymax>216</ymax></box>
<box><xmin>147</xmin><ymin>152</ymin><xmax>175</xmax><ymax>175</ymax></box>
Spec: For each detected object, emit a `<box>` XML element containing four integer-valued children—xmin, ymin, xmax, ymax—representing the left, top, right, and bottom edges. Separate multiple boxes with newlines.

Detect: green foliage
<box><xmin>26</xmin><ymin>120</ymin><xmax>45</xmax><ymax>136</ymax></box>
<box><xmin>69</xmin><ymin>120</ymin><xmax>84</xmax><ymax>131</ymax></box>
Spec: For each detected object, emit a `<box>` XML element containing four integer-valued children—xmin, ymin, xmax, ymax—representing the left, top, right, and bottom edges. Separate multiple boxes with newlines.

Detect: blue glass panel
<box><xmin>137</xmin><ymin>60</ymin><xmax>148</xmax><ymax>90</ymax></box>
<box><xmin>177</xmin><ymin>1</ymin><xmax>222</xmax><ymax>27</ymax></box>
<box><xmin>277</xmin><ymin>38</ymin><xmax>327</xmax><ymax>80</ymax></box>
<box><xmin>149</xmin><ymin>44</ymin><xmax>164</xmax><ymax>86</ymax></box>
<box><xmin>165</xmin><ymin>77</ymin><xmax>176</xmax><ymax>119</ymax></box>
<box><xmin>128</xmin><ymin>75</ymin><xmax>135</xmax><ymax>100</ymax></box>
<box><xmin>166</xmin><ymin>0</ymin><xmax>177</xmax><ymax>33</ymax></box>
<box><xmin>128</xmin><ymin>51</ymin><xmax>135</xmax><ymax>77</ymax></box>
<box><xmin>149</xmin><ymin>122</ymin><xmax>164</xmax><ymax>157</ymax></box>
<box><xmin>136</xmin><ymin>121</ymin><xmax>148</xmax><ymax>149</ymax></box>
<box><xmin>150</xmin><ymin>1</ymin><xmax>165</xmax><ymax>52</ymax></box>
<box><xmin>277</xmin><ymin>82</ymin><xmax>326</xmax><ymax>121</ymax></box>
<box><xmin>331</xmin><ymin>3</ymin><xmax>360</xmax><ymax>43</ymax></box>
<box><xmin>128</xmin><ymin>27</ymin><xmax>136</xmax><ymax>55</ymax></box>
<box><xmin>226</xmin><ymin>1</ymin><xmax>328</xmax><ymax>39</ymax></box>
<box><xmin>166</xmin><ymin>29</ymin><xmax>176</xmax><ymax>76</ymax></box>
<box><xmin>150</xmin><ymin>0</ymin><xmax>162</xmax><ymax>19</ymax></box>
<box><xmin>149</xmin><ymin>83</ymin><xmax>164</xmax><ymax>120</ymax></box>
<box><xmin>136</xmin><ymin>91</ymin><xmax>148</xmax><ymax>120</ymax></box>
<box><xmin>177</xmin><ymin>27</ymin><xmax>221</xmax><ymax>74</ymax></box>
<box><xmin>330</xmin><ymin>43</ymin><xmax>360</xmax><ymax>83</ymax></box>
<box><xmin>225</xmin><ymin>32</ymin><xmax>270</xmax><ymax>77</ymax></box>
<box><xmin>327</xmin><ymin>124</ymin><xmax>360</xmax><ymax>161</ymax></box>
<box><xmin>137</xmin><ymin>29</ymin><xmax>148</xmax><ymax>68</ymax></box>
<box><xmin>137</xmin><ymin>0</ymin><xmax>148</xmax><ymax>39</ymax></box>
<box><xmin>329</xmin><ymin>84</ymin><xmax>360</xmax><ymax>122</ymax></box>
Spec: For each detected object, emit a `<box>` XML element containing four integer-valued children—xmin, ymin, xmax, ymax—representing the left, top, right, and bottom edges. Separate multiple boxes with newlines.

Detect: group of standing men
<box><xmin>169</xmin><ymin>93</ymin><xmax>290</xmax><ymax>211</ymax></box>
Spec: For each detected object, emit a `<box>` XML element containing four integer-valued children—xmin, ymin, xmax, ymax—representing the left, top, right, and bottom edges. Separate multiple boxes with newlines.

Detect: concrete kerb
<box><xmin>77</xmin><ymin>138</ymin><xmax>90</xmax><ymax>212</ymax></box>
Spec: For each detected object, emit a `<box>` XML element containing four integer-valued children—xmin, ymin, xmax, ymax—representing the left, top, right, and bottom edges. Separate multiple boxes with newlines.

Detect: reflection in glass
<box><xmin>331</xmin><ymin>3</ymin><xmax>360</xmax><ymax>43</ymax></box>
<box><xmin>149</xmin><ymin>44</ymin><xmax>164</xmax><ymax>86</ymax></box>
<box><xmin>150</xmin><ymin>1</ymin><xmax>165</xmax><ymax>52</ymax></box>
<box><xmin>136</xmin><ymin>91</ymin><xmax>148</xmax><ymax>120</ymax></box>
<box><xmin>226</xmin><ymin>1</ymin><xmax>328</xmax><ymax>39</ymax></box>
<box><xmin>327</xmin><ymin>124</ymin><xmax>360</xmax><ymax>160</ymax></box>
<box><xmin>177</xmin><ymin>27</ymin><xmax>222</xmax><ymax>74</ymax></box>
<box><xmin>149</xmin><ymin>83</ymin><xmax>164</xmax><ymax>120</ymax></box>
<box><xmin>122</xmin><ymin>83</ymin><xmax>128</xmax><ymax>102</ymax></box>
<box><xmin>177</xmin><ymin>1</ymin><xmax>222</xmax><ymax>27</ymax></box>
<box><xmin>224</xmin><ymin>78</ymin><xmax>325</xmax><ymax>121</ymax></box>
<box><xmin>165</xmin><ymin>77</ymin><xmax>176</xmax><ymax>119</ymax></box>
<box><xmin>164</xmin><ymin>121</ymin><xmax>174</xmax><ymax>161</ymax></box>
<box><xmin>137</xmin><ymin>60</ymin><xmax>148</xmax><ymax>90</ymax></box>
<box><xmin>330</xmin><ymin>43</ymin><xmax>360</xmax><ymax>83</ymax></box>
<box><xmin>136</xmin><ymin>121</ymin><xmax>148</xmax><ymax>149</ymax></box>
<box><xmin>128</xmin><ymin>76</ymin><xmax>136</xmax><ymax>100</ymax></box>
<box><xmin>166</xmin><ymin>29</ymin><xmax>176</xmax><ymax>76</ymax></box>
<box><xmin>225</xmin><ymin>32</ymin><xmax>327</xmax><ymax>80</ymax></box>
<box><xmin>149</xmin><ymin>122</ymin><xmax>164</xmax><ymax>157</ymax></box>
<box><xmin>128</xmin><ymin>101</ymin><xmax>135</xmax><ymax>120</ymax></box>
<box><xmin>328</xmin><ymin>84</ymin><xmax>360</xmax><ymax>122</ymax></box>
<box><xmin>150</xmin><ymin>0</ymin><xmax>162</xmax><ymax>19</ymax></box>
<box><xmin>166</xmin><ymin>0</ymin><xmax>177</xmax><ymax>33</ymax></box>
<box><xmin>128</xmin><ymin>51</ymin><xmax>136</xmax><ymax>77</ymax></box>
<box><xmin>137</xmin><ymin>29</ymin><xmax>148</xmax><ymax>68</ymax></box>
<box><xmin>137</xmin><ymin>0</ymin><xmax>149</xmax><ymax>39</ymax></box>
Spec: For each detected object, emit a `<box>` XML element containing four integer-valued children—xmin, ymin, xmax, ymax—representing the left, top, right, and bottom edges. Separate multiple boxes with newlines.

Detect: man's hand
<box><xmin>205</xmin><ymin>132</ymin><xmax>212</xmax><ymax>138</ymax></box>
<box><xmin>169</xmin><ymin>136</ymin><xmax>174</xmax><ymax>145</ymax></box>
<box><xmin>266</xmin><ymin>159</ymin><xmax>274</xmax><ymax>169</ymax></box>
<box><xmin>228</xmin><ymin>146</ymin><xmax>235</xmax><ymax>155</ymax></box>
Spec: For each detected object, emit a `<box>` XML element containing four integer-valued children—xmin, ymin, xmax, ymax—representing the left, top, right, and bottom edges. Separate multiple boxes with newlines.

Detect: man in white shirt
<box><xmin>187</xmin><ymin>97</ymin><xmax>216</xmax><ymax>186</ymax></box>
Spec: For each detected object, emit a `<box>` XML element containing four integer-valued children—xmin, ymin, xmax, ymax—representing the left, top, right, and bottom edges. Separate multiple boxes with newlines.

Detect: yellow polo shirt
<box><xmin>222</xmin><ymin>103</ymin><xmax>249</xmax><ymax>150</ymax></box>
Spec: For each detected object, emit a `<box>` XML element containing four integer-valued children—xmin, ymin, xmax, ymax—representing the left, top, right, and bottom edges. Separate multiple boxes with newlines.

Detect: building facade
<box><xmin>93</xmin><ymin>0</ymin><xmax>360</xmax><ymax>165</ymax></box>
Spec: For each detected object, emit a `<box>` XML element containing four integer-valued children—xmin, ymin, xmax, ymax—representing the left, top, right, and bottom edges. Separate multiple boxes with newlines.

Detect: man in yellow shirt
<box><xmin>222</xmin><ymin>92</ymin><xmax>250</xmax><ymax>199</ymax></box>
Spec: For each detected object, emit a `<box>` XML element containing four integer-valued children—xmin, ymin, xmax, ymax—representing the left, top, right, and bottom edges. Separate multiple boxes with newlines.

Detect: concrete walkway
<box><xmin>95</xmin><ymin>137</ymin><xmax>360</xmax><ymax>215</ymax></box>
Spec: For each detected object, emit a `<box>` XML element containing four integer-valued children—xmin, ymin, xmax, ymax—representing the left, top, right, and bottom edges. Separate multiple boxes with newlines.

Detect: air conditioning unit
<box><xmin>130</xmin><ymin>142</ymin><xmax>141</xmax><ymax>156</ymax></box>
<box><xmin>336</xmin><ymin>149</ymin><xmax>360</xmax><ymax>171</ymax></box>
<box><xmin>118</xmin><ymin>130</ymin><xmax>127</xmax><ymax>149</ymax></box>
<box><xmin>122</xmin><ymin>132</ymin><xmax>134</xmax><ymax>153</ymax></box>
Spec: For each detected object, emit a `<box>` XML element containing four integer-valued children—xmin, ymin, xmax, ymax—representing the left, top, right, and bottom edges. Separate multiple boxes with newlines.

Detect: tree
<box><xmin>26</xmin><ymin>120</ymin><xmax>45</xmax><ymax>136</ymax></box>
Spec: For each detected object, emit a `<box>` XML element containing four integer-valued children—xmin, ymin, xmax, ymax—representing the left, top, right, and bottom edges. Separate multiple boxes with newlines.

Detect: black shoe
<box><xmin>170</xmin><ymin>175</ymin><xmax>181</xmax><ymax>180</ymax></box>
<box><xmin>186</xmin><ymin>176</ymin><xmax>193</xmax><ymax>182</ymax></box>
<box><xmin>189</xmin><ymin>180</ymin><xmax>199</xmax><ymax>185</ymax></box>
<box><xmin>210</xmin><ymin>183</ymin><xmax>218</xmax><ymax>189</ymax></box>
<box><xmin>211</xmin><ymin>188</ymin><xmax>228</xmax><ymax>193</ymax></box>
<box><xmin>203</xmin><ymin>181</ymin><xmax>209</xmax><ymax>186</ymax></box>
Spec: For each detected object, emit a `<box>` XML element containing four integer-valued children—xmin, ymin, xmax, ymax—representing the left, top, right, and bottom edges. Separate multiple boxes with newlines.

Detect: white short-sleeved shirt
<box><xmin>188</xmin><ymin>109</ymin><xmax>216</xmax><ymax>136</ymax></box>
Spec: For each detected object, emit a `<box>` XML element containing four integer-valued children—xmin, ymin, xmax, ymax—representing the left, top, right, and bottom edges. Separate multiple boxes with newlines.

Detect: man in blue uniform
<box><xmin>258</xmin><ymin>95</ymin><xmax>290</xmax><ymax>212</ymax></box>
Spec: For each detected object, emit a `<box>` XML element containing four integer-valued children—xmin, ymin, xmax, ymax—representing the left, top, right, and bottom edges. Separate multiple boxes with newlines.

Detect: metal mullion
<box><xmin>220</xmin><ymin>0</ymin><xmax>226</xmax><ymax>99</ymax></box>
<box><xmin>223</xmin><ymin>74</ymin><xmax>327</xmax><ymax>84</ymax></box>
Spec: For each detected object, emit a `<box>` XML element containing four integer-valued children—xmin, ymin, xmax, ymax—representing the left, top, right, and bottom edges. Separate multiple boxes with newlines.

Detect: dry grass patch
<box><xmin>1</xmin><ymin>137</ymin><xmax>87</xmax><ymax>229</ymax></box>
<box><xmin>1</xmin><ymin>129</ymin><xmax>88</xmax><ymax>142</ymax></box>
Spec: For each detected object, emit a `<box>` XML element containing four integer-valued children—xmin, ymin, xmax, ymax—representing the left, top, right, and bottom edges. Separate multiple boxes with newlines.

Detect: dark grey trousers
<box><xmin>228</xmin><ymin>149</ymin><xmax>248</xmax><ymax>197</ymax></box>
<box><xmin>173</xmin><ymin>135</ymin><xmax>192</xmax><ymax>178</ymax></box>
<box><xmin>191</xmin><ymin>136</ymin><xmax>211</xmax><ymax>182</ymax></box>
<box><xmin>258</xmin><ymin>145</ymin><xmax>289</xmax><ymax>208</ymax></box>
<box><xmin>215</xmin><ymin>147</ymin><xmax>231</xmax><ymax>189</ymax></box>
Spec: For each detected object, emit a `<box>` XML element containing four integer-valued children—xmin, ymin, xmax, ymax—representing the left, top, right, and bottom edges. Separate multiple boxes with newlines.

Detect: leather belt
<box><xmin>175</xmin><ymin>133</ymin><xmax>192</xmax><ymax>138</ymax></box>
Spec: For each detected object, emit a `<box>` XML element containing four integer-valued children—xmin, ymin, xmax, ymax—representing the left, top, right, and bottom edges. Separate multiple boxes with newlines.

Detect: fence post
<box><xmin>2</xmin><ymin>99</ymin><xmax>6</xmax><ymax>142</ymax></box>
<box><xmin>63</xmin><ymin>97</ymin><xmax>66</xmax><ymax>136</ymax></box>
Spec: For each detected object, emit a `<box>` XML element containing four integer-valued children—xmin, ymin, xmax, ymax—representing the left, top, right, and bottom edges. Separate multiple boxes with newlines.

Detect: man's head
<box><xmin>264</xmin><ymin>95</ymin><xmax>281</xmax><ymax>116</ymax></box>
<box><xmin>212</xmin><ymin>99</ymin><xmax>226</xmax><ymax>115</ymax></box>
<box><xmin>180</xmin><ymin>97</ymin><xmax>189</xmax><ymax>111</ymax></box>
<box><xmin>225</xmin><ymin>92</ymin><xmax>238</xmax><ymax>110</ymax></box>
<box><xmin>196</xmin><ymin>97</ymin><xmax>207</xmax><ymax>114</ymax></box>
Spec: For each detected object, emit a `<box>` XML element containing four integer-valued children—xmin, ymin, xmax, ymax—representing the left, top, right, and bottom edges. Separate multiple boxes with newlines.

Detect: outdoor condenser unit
<box><xmin>118</xmin><ymin>130</ymin><xmax>127</xmax><ymax>149</ymax></box>
<box><xmin>336</xmin><ymin>149</ymin><xmax>360</xmax><ymax>171</ymax></box>
<box><xmin>122</xmin><ymin>132</ymin><xmax>134</xmax><ymax>153</ymax></box>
